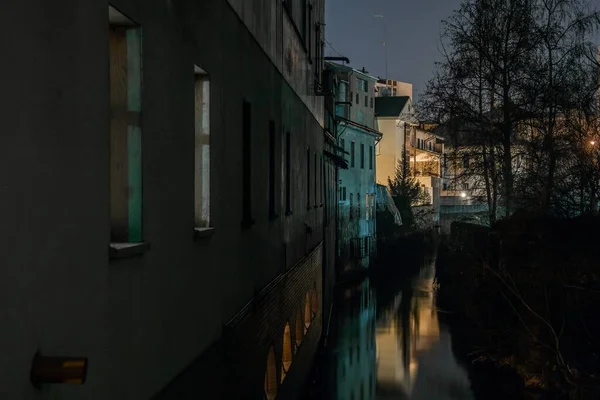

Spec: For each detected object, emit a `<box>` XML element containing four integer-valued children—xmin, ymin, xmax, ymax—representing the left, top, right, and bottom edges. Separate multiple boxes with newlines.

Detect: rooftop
<box><xmin>375</xmin><ymin>96</ymin><xmax>410</xmax><ymax>117</ymax></box>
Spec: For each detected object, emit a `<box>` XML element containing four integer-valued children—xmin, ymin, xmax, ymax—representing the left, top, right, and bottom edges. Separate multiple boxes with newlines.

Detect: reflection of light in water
<box><xmin>334</xmin><ymin>280</ymin><xmax>377</xmax><ymax>400</ymax></box>
<box><xmin>375</xmin><ymin>255</ymin><xmax>474</xmax><ymax>399</ymax></box>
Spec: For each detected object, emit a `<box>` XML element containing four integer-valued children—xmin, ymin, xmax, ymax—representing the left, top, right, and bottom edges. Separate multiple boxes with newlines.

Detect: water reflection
<box><xmin>323</xmin><ymin>252</ymin><xmax>474</xmax><ymax>400</ymax></box>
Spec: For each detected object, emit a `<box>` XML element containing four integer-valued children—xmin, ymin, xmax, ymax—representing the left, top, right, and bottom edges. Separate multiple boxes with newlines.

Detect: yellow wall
<box><xmin>376</xmin><ymin>118</ymin><xmax>403</xmax><ymax>186</ymax></box>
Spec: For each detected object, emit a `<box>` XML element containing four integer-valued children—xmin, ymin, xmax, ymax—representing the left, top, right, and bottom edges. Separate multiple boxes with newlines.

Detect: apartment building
<box><xmin>0</xmin><ymin>0</ymin><xmax>335</xmax><ymax>399</ymax></box>
<box><xmin>375</xmin><ymin>79</ymin><xmax>413</xmax><ymax>99</ymax></box>
<box><xmin>327</xmin><ymin>63</ymin><xmax>382</xmax><ymax>270</ymax></box>
<box><xmin>375</xmin><ymin>97</ymin><xmax>444</xmax><ymax>225</ymax></box>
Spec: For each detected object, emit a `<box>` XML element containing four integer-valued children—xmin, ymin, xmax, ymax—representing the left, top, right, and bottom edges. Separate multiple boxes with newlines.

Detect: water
<box><xmin>314</xmin><ymin>252</ymin><xmax>474</xmax><ymax>400</ymax></box>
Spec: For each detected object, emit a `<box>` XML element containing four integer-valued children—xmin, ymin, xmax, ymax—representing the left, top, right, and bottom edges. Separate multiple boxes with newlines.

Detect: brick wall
<box><xmin>154</xmin><ymin>244</ymin><xmax>323</xmax><ymax>400</ymax></box>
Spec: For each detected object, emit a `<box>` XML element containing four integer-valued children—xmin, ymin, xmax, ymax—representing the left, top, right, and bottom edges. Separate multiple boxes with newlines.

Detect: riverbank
<box><xmin>436</xmin><ymin>217</ymin><xmax>600</xmax><ymax>400</ymax></box>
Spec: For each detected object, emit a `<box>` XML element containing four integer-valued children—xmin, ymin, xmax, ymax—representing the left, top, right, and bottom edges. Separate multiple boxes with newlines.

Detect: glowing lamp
<box><xmin>461</xmin><ymin>192</ymin><xmax>467</xmax><ymax>198</ymax></box>
<box><xmin>30</xmin><ymin>352</ymin><xmax>88</xmax><ymax>388</ymax></box>
<box><xmin>591</xmin><ymin>141</ymin><xmax>596</xmax><ymax>145</ymax></box>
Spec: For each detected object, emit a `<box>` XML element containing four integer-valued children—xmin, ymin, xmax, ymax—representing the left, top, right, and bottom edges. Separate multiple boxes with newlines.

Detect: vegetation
<box><xmin>387</xmin><ymin>158</ymin><xmax>431</xmax><ymax>229</ymax></box>
<box><xmin>419</xmin><ymin>0</ymin><xmax>600</xmax><ymax>220</ymax></box>
<box><xmin>437</xmin><ymin>218</ymin><xmax>600</xmax><ymax>399</ymax></box>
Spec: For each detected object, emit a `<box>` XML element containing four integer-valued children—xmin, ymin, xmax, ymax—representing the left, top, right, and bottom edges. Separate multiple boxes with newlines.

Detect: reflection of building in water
<box><xmin>375</xmin><ymin>257</ymin><xmax>441</xmax><ymax>397</ymax></box>
<box><xmin>333</xmin><ymin>280</ymin><xmax>377</xmax><ymax>400</ymax></box>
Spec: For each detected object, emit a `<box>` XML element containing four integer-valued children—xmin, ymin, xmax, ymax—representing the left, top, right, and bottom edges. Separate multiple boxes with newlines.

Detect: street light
<box><xmin>591</xmin><ymin>140</ymin><xmax>596</xmax><ymax>145</ymax></box>
<box><xmin>461</xmin><ymin>192</ymin><xmax>467</xmax><ymax>198</ymax></box>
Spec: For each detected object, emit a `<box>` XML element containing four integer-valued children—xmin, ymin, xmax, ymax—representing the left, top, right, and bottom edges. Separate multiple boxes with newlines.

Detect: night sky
<box><xmin>324</xmin><ymin>0</ymin><xmax>462</xmax><ymax>101</ymax></box>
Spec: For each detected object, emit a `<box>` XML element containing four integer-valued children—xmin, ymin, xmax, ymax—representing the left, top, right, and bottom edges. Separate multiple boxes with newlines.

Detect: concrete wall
<box><xmin>375</xmin><ymin>80</ymin><xmax>413</xmax><ymax>99</ymax></box>
<box><xmin>0</xmin><ymin>0</ymin><xmax>328</xmax><ymax>398</ymax></box>
<box><xmin>375</xmin><ymin>118</ymin><xmax>404</xmax><ymax>186</ymax></box>
<box><xmin>348</xmin><ymin>73</ymin><xmax>377</xmax><ymax>129</ymax></box>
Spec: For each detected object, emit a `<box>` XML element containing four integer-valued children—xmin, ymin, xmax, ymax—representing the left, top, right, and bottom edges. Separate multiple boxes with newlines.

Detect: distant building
<box><xmin>375</xmin><ymin>79</ymin><xmax>413</xmax><ymax>99</ymax></box>
<box><xmin>375</xmin><ymin>97</ymin><xmax>444</xmax><ymax>226</ymax></box>
<box><xmin>327</xmin><ymin>62</ymin><xmax>382</xmax><ymax>271</ymax></box>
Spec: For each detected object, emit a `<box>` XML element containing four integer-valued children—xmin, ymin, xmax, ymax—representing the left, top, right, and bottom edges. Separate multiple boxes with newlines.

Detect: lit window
<box><xmin>281</xmin><ymin>322</ymin><xmax>293</xmax><ymax>382</ymax></box>
<box><xmin>109</xmin><ymin>6</ymin><xmax>143</xmax><ymax>244</ymax></box>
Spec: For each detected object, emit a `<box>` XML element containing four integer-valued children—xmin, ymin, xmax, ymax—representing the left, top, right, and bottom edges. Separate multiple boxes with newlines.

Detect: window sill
<box><xmin>194</xmin><ymin>227</ymin><xmax>215</xmax><ymax>240</ymax></box>
<box><xmin>109</xmin><ymin>242</ymin><xmax>149</xmax><ymax>260</ymax></box>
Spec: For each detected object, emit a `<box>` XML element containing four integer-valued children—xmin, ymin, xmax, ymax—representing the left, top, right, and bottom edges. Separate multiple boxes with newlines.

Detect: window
<box><xmin>193</xmin><ymin>66</ymin><xmax>211</xmax><ymax>230</ymax></box>
<box><xmin>360</xmin><ymin>143</ymin><xmax>365</xmax><ymax>169</ymax></box>
<box><xmin>314</xmin><ymin>152</ymin><xmax>317</xmax><ymax>208</ymax></box>
<box><xmin>350</xmin><ymin>193</ymin><xmax>354</xmax><ymax>219</ymax></box>
<box><xmin>264</xmin><ymin>346</ymin><xmax>277</xmax><ymax>400</ymax></box>
<box><xmin>357</xmin><ymin>193</ymin><xmax>360</xmax><ymax>217</ymax></box>
<box><xmin>364</xmin><ymin>95</ymin><xmax>368</xmax><ymax>107</ymax></box>
<box><xmin>342</xmin><ymin>187</ymin><xmax>347</xmax><ymax>201</ymax></box>
<box><xmin>269</xmin><ymin>120</ymin><xmax>277</xmax><ymax>219</ymax></box>
<box><xmin>281</xmin><ymin>322</ymin><xmax>293</xmax><ymax>382</ymax></box>
<box><xmin>369</xmin><ymin>145</ymin><xmax>373</xmax><ymax>170</ymax></box>
<box><xmin>370</xmin><ymin>97</ymin><xmax>373</xmax><ymax>108</ymax></box>
<box><xmin>286</xmin><ymin>131</ymin><xmax>292</xmax><ymax>215</ymax></box>
<box><xmin>320</xmin><ymin>158</ymin><xmax>323</xmax><ymax>206</ymax></box>
<box><xmin>242</xmin><ymin>101</ymin><xmax>253</xmax><ymax>226</ymax></box>
<box><xmin>350</xmin><ymin>141</ymin><xmax>355</xmax><ymax>167</ymax></box>
<box><xmin>307</xmin><ymin>3</ymin><xmax>313</xmax><ymax>61</ymax></box>
<box><xmin>315</xmin><ymin>25</ymin><xmax>323</xmax><ymax>82</ymax></box>
<box><xmin>109</xmin><ymin>6</ymin><xmax>143</xmax><ymax>244</ymax></box>
<box><xmin>341</xmin><ymin>138</ymin><xmax>345</xmax><ymax>151</ymax></box>
<box><xmin>357</xmin><ymin>78</ymin><xmax>368</xmax><ymax>91</ymax></box>
<box><xmin>356</xmin><ymin>93</ymin><xmax>359</xmax><ymax>104</ymax></box>
<box><xmin>349</xmin><ymin>91</ymin><xmax>353</xmax><ymax>102</ymax></box>
<box><xmin>462</xmin><ymin>154</ymin><xmax>470</xmax><ymax>168</ymax></box>
<box><xmin>307</xmin><ymin>147</ymin><xmax>311</xmax><ymax>209</ymax></box>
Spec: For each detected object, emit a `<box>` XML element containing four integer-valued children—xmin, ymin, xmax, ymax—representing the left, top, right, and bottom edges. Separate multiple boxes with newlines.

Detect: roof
<box><xmin>336</xmin><ymin>116</ymin><xmax>383</xmax><ymax>138</ymax></box>
<box><xmin>375</xmin><ymin>96</ymin><xmax>410</xmax><ymax>117</ymax></box>
<box><xmin>325</xmin><ymin>61</ymin><xmax>378</xmax><ymax>81</ymax></box>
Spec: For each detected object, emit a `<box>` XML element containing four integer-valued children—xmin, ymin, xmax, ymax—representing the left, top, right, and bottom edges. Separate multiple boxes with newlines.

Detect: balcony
<box><xmin>412</xmin><ymin>141</ymin><xmax>443</xmax><ymax>154</ymax></box>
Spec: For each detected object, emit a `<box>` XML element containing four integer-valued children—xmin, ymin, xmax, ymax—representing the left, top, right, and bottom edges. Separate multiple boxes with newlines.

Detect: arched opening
<box><xmin>264</xmin><ymin>346</ymin><xmax>277</xmax><ymax>400</ymax></box>
<box><xmin>304</xmin><ymin>292</ymin><xmax>311</xmax><ymax>332</ymax></box>
<box><xmin>295</xmin><ymin>307</ymin><xmax>304</xmax><ymax>349</ymax></box>
<box><xmin>281</xmin><ymin>322</ymin><xmax>293</xmax><ymax>382</ymax></box>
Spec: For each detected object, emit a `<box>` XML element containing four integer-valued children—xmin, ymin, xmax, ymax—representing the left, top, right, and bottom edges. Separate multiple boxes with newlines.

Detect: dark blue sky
<box><xmin>324</xmin><ymin>0</ymin><xmax>462</xmax><ymax>100</ymax></box>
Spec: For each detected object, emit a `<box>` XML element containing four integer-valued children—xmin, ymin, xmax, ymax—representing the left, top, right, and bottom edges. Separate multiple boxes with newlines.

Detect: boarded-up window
<box><xmin>109</xmin><ymin>6</ymin><xmax>142</xmax><ymax>243</ymax></box>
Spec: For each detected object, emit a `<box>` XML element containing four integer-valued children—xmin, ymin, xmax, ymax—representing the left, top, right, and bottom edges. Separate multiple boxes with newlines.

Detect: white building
<box><xmin>375</xmin><ymin>79</ymin><xmax>413</xmax><ymax>99</ymax></box>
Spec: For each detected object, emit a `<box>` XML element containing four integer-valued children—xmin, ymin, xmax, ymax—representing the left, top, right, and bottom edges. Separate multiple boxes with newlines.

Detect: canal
<box><xmin>306</xmin><ymin>249</ymin><xmax>475</xmax><ymax>400</ymax></box>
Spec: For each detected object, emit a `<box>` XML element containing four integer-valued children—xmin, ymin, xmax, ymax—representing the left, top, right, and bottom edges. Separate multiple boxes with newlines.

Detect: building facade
<box><xmin>375</xmin><ymin>79</ymin><xmax>413</xmax><ymax>99</ymax></box>
<box><xmin>375</xmin><ymin>97</ymin><xmax>444</xmax><ymax>226</ymax></box>
<box><xmin>0</xmin><ymin>0</ymin><xmax>336</xmax><ymax>399</ymax></box>
<box><xmin>327</xmin><ymin>63</ymin><xmax>382</xmax><ymax>270</ymax></box>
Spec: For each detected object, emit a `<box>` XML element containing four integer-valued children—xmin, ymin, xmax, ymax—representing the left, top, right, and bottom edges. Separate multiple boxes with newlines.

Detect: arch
<box><xmin>304</xmin><ymin>292</ymin><xmax>311</xmax><ymax>332</ymax></box>
<box><xmin>281</xmin><ymin>322</ymin><xmax>293</xmax><ymax>383</ymax></box>
<box><xmin>295</xmin><ymin>307</ymin><xmax>304</xmax><ymax>349</ymax></box>
<box><xmin>264</xmin><ymin>346</ymin><xmax>277</xmax><ymax>400</ymax></box>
